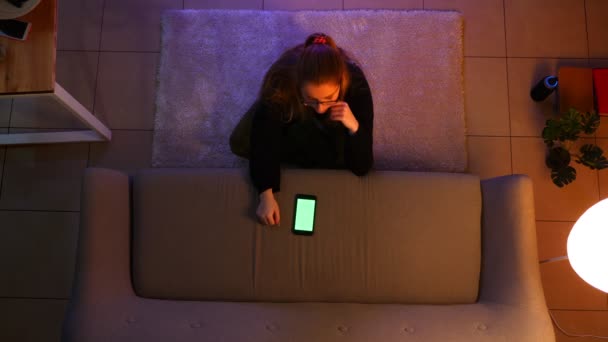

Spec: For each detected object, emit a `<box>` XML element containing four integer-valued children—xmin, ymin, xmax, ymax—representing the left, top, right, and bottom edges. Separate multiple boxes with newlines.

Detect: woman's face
<box><xmin>300</xmin><ymin>82</ymin><xmax>340</xmax><ymax>114</ymax></box>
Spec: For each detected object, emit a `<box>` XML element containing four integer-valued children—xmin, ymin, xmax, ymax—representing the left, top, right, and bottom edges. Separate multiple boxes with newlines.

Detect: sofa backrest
<box><xmin>131</xmin><ymin>168</ymin><xmax>481</xmax><ymax>304</ymax></box>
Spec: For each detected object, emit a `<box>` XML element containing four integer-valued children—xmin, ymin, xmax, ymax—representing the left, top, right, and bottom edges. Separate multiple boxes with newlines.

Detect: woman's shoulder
<box><xmin>347</xmin><ymin>60</ymin><xmax>365</xmax><ymax>77</ymax></box>
<box><xmin>346</xmin><ymin>61</ymin><xmax>370</xmax><ymax>93</ymax></box>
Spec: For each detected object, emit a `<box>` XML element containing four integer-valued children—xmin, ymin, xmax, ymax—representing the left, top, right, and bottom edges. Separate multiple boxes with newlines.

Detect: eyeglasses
<box><xmin>302</xmin><ymin>99</ymin><xmax>340</xmax><ymax>107</ymax></box>
<box><xmin>301</xmin><ymin>85</ymin><xmax>341</xmax><ymax>108</ymax></box>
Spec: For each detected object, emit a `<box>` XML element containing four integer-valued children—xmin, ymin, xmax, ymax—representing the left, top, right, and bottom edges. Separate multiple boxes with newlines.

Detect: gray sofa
<box><xmin>62</xmin><ymin>167</ymin><xmax>555</xmax><ymax>341</ymax></box>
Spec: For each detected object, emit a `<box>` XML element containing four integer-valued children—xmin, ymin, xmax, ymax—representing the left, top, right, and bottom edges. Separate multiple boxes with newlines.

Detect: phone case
<box><xmin>0</xmin><ymin>20</ymin><xmax>31</xmax><ymax>41</ymax></box>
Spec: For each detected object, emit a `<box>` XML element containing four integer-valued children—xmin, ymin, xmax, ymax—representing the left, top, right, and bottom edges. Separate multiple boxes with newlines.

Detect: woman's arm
<box><xmin>249</xmin><ymin>101</ymin><xmax>282</xmax><ymax>194</ymax></box>
<box><xmin>249</xmin><ymin>101</ymin><xmax>283</xmax><ymax>225</ymax></box>
<box><xmin>344</xmin><ymin>65</ymin><xmax>374</xmax><ymax>176</ymax></box>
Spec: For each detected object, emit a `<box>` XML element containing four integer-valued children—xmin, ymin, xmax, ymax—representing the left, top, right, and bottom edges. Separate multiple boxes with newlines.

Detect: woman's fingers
<box><xmin>331</xmin><ymin>115</ymin><xmax>344</xmax><ymax>123</ymax></box>
<box><xmin>256</xmin><ymin>198</ymin><xmax>280</xmax><ymax>226</ymax></box>
<box><xmin>266</xmin><ymin>214</ymin><xmax>275</xmax><ymax>226</ymax></box>
<box><xmin>330</xmin><ymin>109</ymin><xmax>344</xmax><ymax>121</ymax></box>
<box><xmin>330</xmin><ymin>103</ymin><xmax>345</xmax><ymax>112</ymax></box>
<box><xmin>329</xmin><ymin>103</ymin><xmax>347</xmax><ymax>120</ymax></box>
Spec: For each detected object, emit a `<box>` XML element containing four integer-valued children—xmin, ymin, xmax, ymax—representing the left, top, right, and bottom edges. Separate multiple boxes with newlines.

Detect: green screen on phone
<box><xmin>294</xmin><ymin>198</ymin><xmax>316</xmax><ymax>232</ymax></box>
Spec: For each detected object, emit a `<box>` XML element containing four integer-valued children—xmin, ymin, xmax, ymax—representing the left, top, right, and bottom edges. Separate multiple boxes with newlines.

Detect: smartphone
<box><xmin>0</xmin><ymin>19</ymin><xmax>31</xmax><ymax>41</ymax></box>
<box><xmin>292</xmin><ymin>194</ymin><xmax>317</xmax><ymax>235</ymax></box>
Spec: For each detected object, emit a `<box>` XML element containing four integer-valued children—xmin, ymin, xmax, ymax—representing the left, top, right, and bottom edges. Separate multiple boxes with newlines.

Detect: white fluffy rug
<box><xmin>153</xmin><ymin>9</ymin><xmax>466</xmax><ymax>172</ymax></box>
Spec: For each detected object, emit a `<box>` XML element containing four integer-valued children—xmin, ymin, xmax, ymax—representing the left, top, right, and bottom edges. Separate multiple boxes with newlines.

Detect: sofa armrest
<box><xmin>69</xmin><ymin>167</ymin><xmax>134</xmax><ymax>302</ymax></box>
<box><xmin>479</xmin><ymin>174</ymin><xmax>547</xmax><ymax>308</ymax></box>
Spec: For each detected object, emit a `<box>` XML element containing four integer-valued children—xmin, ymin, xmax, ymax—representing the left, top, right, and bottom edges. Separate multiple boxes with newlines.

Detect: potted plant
<box><xmin>542</xmin><ymin>108</ymin><xmax>608</xmax><ymax>187</ymax></box>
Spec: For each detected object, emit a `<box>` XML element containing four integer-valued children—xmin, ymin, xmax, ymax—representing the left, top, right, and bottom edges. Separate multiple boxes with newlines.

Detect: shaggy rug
<box><xmin>153</xmin><ymin>9</ymin><xmax>466</xmax><ymax>172</ymax></box>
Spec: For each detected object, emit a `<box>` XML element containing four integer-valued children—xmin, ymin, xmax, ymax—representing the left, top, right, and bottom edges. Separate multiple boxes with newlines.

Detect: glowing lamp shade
<box><xmin>567</xmin><ymin>199</ymin><xmax>608</xmax><ymax>293</ymax></box>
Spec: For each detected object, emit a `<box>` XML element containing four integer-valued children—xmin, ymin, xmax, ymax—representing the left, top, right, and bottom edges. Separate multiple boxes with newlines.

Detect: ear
<box><xmin>339</xmin><ymin>73</ymin><xmax>348</xmax><ymax>99</ymax></box>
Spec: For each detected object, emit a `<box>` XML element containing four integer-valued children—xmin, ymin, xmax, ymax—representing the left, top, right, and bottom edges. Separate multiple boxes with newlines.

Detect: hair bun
<box><xmin>305</xmin><ymin>33</ymin><xmax>335</xmax><ymax>48</ymax></box>
<box><xmin>312</xmin><ymin>35</ymin><xmax>327</xmax><ymax>45</ymax></box>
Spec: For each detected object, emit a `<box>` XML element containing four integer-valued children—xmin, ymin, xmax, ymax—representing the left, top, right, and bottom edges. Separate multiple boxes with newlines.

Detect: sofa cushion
<box><xmin>132</xmin><ymin>168</ymin><xmax>481</xmax><ymax>304</ymax></box>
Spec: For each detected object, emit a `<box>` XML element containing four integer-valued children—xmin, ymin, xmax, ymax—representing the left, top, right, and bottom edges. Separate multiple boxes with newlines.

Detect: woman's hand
<box><xmin>329</xmin><ymin>102</ymin><xmax>359</xmax><ymax>134</ymax></box>
<box><xmin>257</xmin><ymin>189</ymin><xmax>281</xmax><ymax>226</ymax></box>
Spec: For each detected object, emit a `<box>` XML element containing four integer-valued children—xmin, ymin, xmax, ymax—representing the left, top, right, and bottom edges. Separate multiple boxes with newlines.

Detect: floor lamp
<box><xmin>540</xmin><ymin>198</ymin><xmax>608</xmax><ymax>339</ymax></box>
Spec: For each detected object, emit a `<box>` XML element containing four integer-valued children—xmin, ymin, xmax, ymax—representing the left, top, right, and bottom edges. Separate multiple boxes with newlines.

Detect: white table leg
<box><xmin>0</xmin><ymin>82</ymin><xmax>112</xmax><ymax>145</ymax></box>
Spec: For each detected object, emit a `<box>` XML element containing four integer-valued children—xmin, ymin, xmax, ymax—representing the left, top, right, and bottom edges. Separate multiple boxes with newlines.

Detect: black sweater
<box><xmin>249</xmin><ymin>63</ymin><xmax>374</xmax><ymax>194</ymax></box>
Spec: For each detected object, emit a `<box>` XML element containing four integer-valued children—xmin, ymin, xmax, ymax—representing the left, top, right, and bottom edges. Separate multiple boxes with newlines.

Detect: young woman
<box><xmin>230</xmin><ymin>33</ymin><xmax>374</xmax><ymax>226</ymax></box>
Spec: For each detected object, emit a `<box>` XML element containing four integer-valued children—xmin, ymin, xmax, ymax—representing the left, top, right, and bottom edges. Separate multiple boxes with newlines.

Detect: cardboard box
<box><xmin>558</xmin><ymin>67</ymin><xmax>594</xmax><ymax>114</ymax></box>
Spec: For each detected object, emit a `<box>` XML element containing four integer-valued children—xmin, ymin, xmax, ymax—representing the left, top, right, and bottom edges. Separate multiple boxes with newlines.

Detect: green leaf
<box><xmin>542</xmin><ymin>119</ymin><xmax>561</xmax><ymax>146</ymax></box>
<box><xmin>558</xmin><ymin>109</ymin><xmax>583</xmax><ymax>141</ymax></box>
<box><xmin>577</xmin><ymin>144</ymin><xmax>608</xmax><ymax>170</ymax></box>
<box><xmin>546</xmin><ymin>147</ymin><xmax>571</xmax><ymax>169</ymax></box>
<box><xmin>550</xmin><ymin>165</ymin><xmax>577</xmax><ymax>188</ymax></box>
<box><xmin>581</xmin><ymin>111</ymin><xmax>600</xmax><ymax>135</ymax></box>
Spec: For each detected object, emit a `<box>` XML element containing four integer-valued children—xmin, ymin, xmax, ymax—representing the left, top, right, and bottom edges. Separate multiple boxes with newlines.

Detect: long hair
<box><xmin>258</xmin><ymin>33</ymin><xmax>352</xmax><ymax>123</ymax></box>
